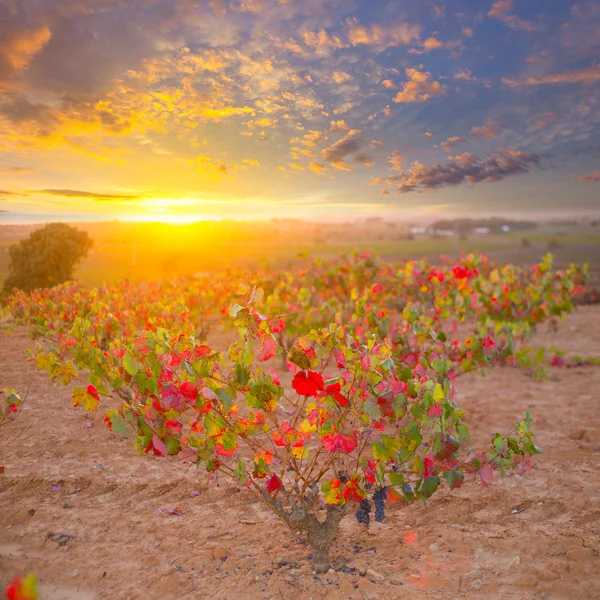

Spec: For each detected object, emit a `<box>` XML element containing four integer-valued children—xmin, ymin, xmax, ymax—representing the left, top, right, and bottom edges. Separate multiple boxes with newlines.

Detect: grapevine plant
<box><xmin>6</xmin><ymin>253</ymin><xmax>587</xmax><ymax>571</ymax></box>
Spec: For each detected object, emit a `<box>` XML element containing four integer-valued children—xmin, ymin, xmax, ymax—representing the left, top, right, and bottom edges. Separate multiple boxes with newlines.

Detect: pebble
<box><xmin>366</xmin><ymin>568</ymin><xmax>385</xmax><ymax>582</ymax></box>
<box><xmin>566</xmin><ymin>548</ymin><xmax>593</xmax><ymax>562</ymax></box>
<box><xmin>463</xmin><ymin>570</ymin><xmax>482</xmax><ymax>582</ymax></box>
<box><xmin>204</xmin><ymin>542</ymin><xmax>229</xmax><ymax>561</ymax></box>
<box><xmin>568</xmin><ymin>428</ymin><xmax>586</xmax><ymax>440</ymax></box>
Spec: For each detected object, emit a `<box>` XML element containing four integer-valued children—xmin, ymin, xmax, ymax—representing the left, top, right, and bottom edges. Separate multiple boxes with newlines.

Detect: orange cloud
<box><xmin>503</xmin><ymin>66</ymin><xmax>600</xmax><ymax>86</ymax></box>
<box><xmin>577</xmin><ymin>170</ymin><xmax>600</xmax><ymax>182</ymax></box>
<box><xmin>388</xmin><ymin>151</ymin><xmax>404</xmax><ymax>171</ymax></box>
<box><xmin>330</xmin><ymin>120</ymin><xmax>348</xmax><ymax>133</ymax></box>
<box><xmin>308</xmin><ymin>162</ymin><xmax>327</xmax><ymax>175</ymax></box>
<box><xmin>302</xmin><ymin>30</ymin><xmax>347</xmax><ymax>54</ymax></box>
<box><xmin>331</xmin><ymin>71</ymin><xmax>352</xmax><ymax>84</ymax></box>
<box><xmin>393</xmin><ymin>68</ymin><xmax>445</xmax><ymax>103</ymax></box>
<box><xmin>346</xmin><ymin>18</ymin><xmax>420</xmax><ymax>49</ymax></box>
<box><xmin>441</xmin><ymin>136</ymin><xmax>466</xmax><ymax>151</ymax></box>
<box><xmin>488</xmin><ymin>0</ymin><xmax>539</xmax><ymax>31</ymax></box>
<box><xmin>470</xmin><ymin>124</ymin><xmax>499</xmax><ymax>139</ymax></box>
<box><xmin>3</xmin><ymin>25</ymin><xmax>51</xmax><ymax>71</ymax></box>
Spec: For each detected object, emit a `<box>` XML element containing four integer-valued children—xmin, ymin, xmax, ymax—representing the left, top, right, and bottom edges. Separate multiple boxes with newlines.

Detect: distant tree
<box><xmin>2</xmin><ymin>223</ymin><xmax>93</xmax><ymax>293</ymax></box>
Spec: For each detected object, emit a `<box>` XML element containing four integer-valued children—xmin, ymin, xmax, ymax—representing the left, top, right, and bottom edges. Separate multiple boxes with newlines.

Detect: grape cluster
<box><xmin>338</xmin><ymin>471</ymin><xmax>348</xmax><ymax>484</ymax></box>
<box><xmin>355</xmin><ymin>499</ymin><xmax>371</xmax><ymax>525</ymax></box>
<box><xmin>373</xmin><ymin>487</ymin><xmax>387</xmax><ymax>522</ymax></box>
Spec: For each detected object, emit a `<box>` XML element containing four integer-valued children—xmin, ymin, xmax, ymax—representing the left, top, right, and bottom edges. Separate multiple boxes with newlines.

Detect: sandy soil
<box><xmin>1</xmin><ymin>308</ymin><xmax>600</xmax><ymax>600</ymax></box>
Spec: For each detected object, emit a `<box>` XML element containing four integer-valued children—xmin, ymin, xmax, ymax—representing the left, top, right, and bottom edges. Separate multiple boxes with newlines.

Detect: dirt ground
<box><xmin>1</xmin><ymin>307</ymin><xmax>599</xmax><ymax>600</ymax></box>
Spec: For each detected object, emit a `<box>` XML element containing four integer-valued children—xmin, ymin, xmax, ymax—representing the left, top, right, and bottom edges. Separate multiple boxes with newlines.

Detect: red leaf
<box><xmin>424</xmin><ymin>456</ymin><xmax>434</xmax><ymax>478</ymax></box>
<box><xmin>323</xmin><ymin>382</ymin><xmax>348</xmax><ymax>406</ymax></box>
<box><xmin>152</xmin><ymin>434</ymin><xmax>168</xmax><ymax>457</ymax></box>
<box><xmin>343</xmin><ymin>477</ymin><xmax>365</xmax><ymax>502</ymax></box>
<box><xmin>265</xmin><ymin>473</ymin><xmax>282</xmax><ymax>493</ymax></box>
<box><xmin>257</xmin><ymin>337</ymin><xmax>277</xmax><ymax>362</ymax></box>
<box><xmin>479</xmin><ymin>465</ymin><xmax>494</xmax><ymax>487</ymax></box>
<box><xmin>322</xmin><ymin>432</ymin><xmax>357</xmax><ymax>454</ymax></box>
<box><xmin>180</xmin><ymin>382</ymin><xmax>198</xmax><ymax>402</ymax></box>
<box><xmin>215</xmin><ymin>442</ymin><xmax>237</xmax><ymax>457</ymax></box>
<box><xmin>387</xmin><ymin>487</ymin><xmax>402</xmax><ymax>505</ymax></box>
<box><xmin>270</xmin><ymin>318</ymin><xmax>285</xmax><ymax>333</ymax></box>
<box><xmin>194</xmin><ymin>345</ymin><xmax>212</xmax><ymax>358</ymax></box>
<box><xmin>165</xmin><ymin>420</ymin><xmax>182</xmax><ymax>434</ymax></box>
<box><xmin>292</xmin><ymin>371</ymin><xmax>324</xmax><ymax>397</ymax></box>
<box><xmin>87</xmin><ymin>384</ymin><xmax>99</xmax><ymax>401</ymax></box>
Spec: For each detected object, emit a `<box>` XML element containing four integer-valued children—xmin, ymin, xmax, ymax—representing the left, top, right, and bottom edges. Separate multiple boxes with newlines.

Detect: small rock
<box><xmin>205</xmin><ymin>542</ymin><xmax>229</xmax><ymax>561</ymax></box>
<box><xmin>471</xmin><ymin>581</ymin><xmax>482</xmax><ymax>591</ymax></box>
<box><xmin>366</xmin><ymin>568</ymin><xmax>385</xmax><ymax>582</ymax></box>
<box><xmin>510</xmin><ymin>556</ymin><xmax>520</xmax><ymax>567</ymax></box>
<box><xmin>568</xmin><ymin>428</ymin><xmax>586</xmax><ymax>440</ymax></box>
<box><xmin>537</xmin><ymin>569</ymin><xmax>557</xmax><ymax>581</ymax></box>
<box><xmin>63</xmin><ymin>502</ymin><xmax>72</xmax><ymax>509</ymax></box>
<box><xmin>463</xmin><ymin>570</ymin><xmax>482</xmax><ymax>582</ymax></box>
<box><xmin>550</xmin><ymin>562</ymin><xmax>568</xmax><ymax>574</ymax></box>
<box><xmin>566</xmin><ymin>548</ymin><xmax>593</xmax><ymax>562</ymax></box>
<box><xmin>70</xmin><ymin>570</ymin><xmax>78</xmax><ymax>578</ymax></box>
<box><xmin>429</xmin><ymin>543</ymin><xmax>439</xmax><ymax>552</ymax></box>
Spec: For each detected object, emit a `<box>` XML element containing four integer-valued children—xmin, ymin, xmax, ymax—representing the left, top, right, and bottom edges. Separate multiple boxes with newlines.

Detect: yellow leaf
<box><xmin>433</xmin><ymin>383</ymin><xmax>444</xmax><ymax>403</ymax></box>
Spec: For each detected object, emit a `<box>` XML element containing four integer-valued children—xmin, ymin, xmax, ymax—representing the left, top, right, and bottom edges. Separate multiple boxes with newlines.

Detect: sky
<box><xmin>0</xmin><ymin>0</ymin><xmax>599</xmax><ymax>223</ymax></box>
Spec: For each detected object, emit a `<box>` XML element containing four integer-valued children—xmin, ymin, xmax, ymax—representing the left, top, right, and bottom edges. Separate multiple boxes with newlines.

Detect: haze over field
<box><xmin>0</xmin><ymin>0</ymin><xmax>599</xmax><ymax>223</ymax></box>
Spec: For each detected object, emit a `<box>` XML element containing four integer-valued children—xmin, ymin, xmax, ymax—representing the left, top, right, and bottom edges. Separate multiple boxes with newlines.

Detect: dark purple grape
<box><xmin>355</xmin><ymin>498</ymin><xmax>371</xmax><ymax>525</ymax></box>
<box><xmin>373</xmin><ymin>487</ymin><xmax>387</xmax><ymax>522</ymax></box>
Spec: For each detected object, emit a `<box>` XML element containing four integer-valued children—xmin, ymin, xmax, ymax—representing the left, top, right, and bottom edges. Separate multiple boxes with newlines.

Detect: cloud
<box><xmin>331</xmin><ymin>71</ymin><xmax>352</xmax><ymax>84</ymax></box>
<box><xmin>345</xmin><ymin>18</ymin><xmax>420</xmax><ymax>50</ymax></box>
<box><xmin>470</xmin><ymin>124</ymin><xmax>499</xmax><ymax>139</ymax></box>
<box><xmin>576</xmin><ymin>170</ymin><xmax>600</xmax><ymax>182</ymax></box>
<box><xmin>36</xmin><ymin>189</ymin><xmax>139</xmax><ymax>200</ymax></box>
<box><xmin>488</xmin><ymin>0</ymin><xmax>540</xmax><ymax>31</ymax></box>
<box><xmin>503</xmin><ymin>66</ymin><xmax>600</xmax><ymax>86</ymax></box>
<box><xmin>354</xmin><ymin>153</ymin><xmax>374</xmax><ymax>166</ymax></box>
<box><xmin>393</xmin><ymin>68</ymin><xmax>445</xmax><ymax>103</ymax></box>
<box><xmin>0</xmin><ymin>190</ymin><xmax>21</xmax><ymax>196</ymax></box>
<box><xmin>194</xmin><ymin>155</ymin><xmax>260</xmax><ymax>180</ymax></box>
<box><xmin>388</xmin><ymin>151</ymin><xmax>404</xmax><ymax>171</ymax></box>
<box><xmin>377</xmin><ymin>148</ymin><xmax>540</xmax><ymax>193</ymax></box>
<box><xmin>440</xmin><ymin>136</ymin><xmax>466</xmax><ymax>152</ymax></box>
<box><xmin>0</xmin><ymin>166</ymin><xmax>35</xmax><ymax>174</ymax></box>
<box><xmin>453</xmin><ymin>69</ymin><xmax>492</xmax><ymax>87</ymax></box>
<box><xmin>301</xmin><ymin>29</ymin><xmax>347</xmax><ymax>55</ymax></box>
<box><xmin>330</xmin><ymin>120</ymin><xmax>348</xmax><ymax>133</ymax></box>
<box><xmin>409</xmin><ymin>36</ymin><xmax>445</xmax><ymax>54</ymax></box>
<box><xmin>321</xmin><ymin>129</ymin><xmax>368</xmax><ymax>171</ymax></box>
<box><xmin>308</xmin><ymin>162</ymin><xmax>327</xmax><ymax>175</ymax></box>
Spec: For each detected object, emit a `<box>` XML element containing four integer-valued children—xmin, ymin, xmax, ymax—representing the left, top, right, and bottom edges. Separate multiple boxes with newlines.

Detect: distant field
<box><xmin>1</xmin><ymin>221</ymin><xmax>599</xmax><ymax>288</ymax></box>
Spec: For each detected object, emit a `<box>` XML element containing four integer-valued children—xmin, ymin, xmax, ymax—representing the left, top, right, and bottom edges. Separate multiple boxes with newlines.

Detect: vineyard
<box><xmin>1</xmin><ymin>252</ymin><xmax>599</xmax><ymax>599</ymax></box>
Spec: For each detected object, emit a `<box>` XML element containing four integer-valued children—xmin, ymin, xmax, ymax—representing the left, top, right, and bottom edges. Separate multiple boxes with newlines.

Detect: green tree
<box><xmin>3</xmin><ymin>223</ymin><xmax>93</xmax><ymax>293</ymax></box>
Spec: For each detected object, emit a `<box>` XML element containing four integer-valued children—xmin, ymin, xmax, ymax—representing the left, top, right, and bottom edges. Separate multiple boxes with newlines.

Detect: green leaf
<box><xmin>123</xmin><ymin>353</ymin><xmax>138</xmax><ymax>376</ymax></box>
<box><xmin>420</xmin><ymin>476</ymin><xmax>440</xmax><ymax>499</ymax></box>
<box><xmin>401</xmin><ymin>482</ymin><xmax>415</xmax><ymax>503</ymax></box>
<box><xmin>363</xmin><ymin>400</ymin><xmax>382</xmax><ymax>421</ymax></box>
<box><xmin>288</xmin><ymin>347</ymin><xmax>312</xmax><ymax>370</ymax></box>
<box><xmin>441</xmin><ymin>470</ymin><xmax>464</xmax><ymax>490</ymax></box>
<box><xmin>389</xmin><ymin>472</ymin><xmax>404</xmax><ymax>486</ymax></box>
<box><xmin>233</xmin><ymin>460</ymin><xmax>247</xmax><ymax>486</ymax></box>
<box><xmin>107</xmin><ymin>412</ymin><xmax>130</xmax><ymax>435</ymax></box>
<box><xmin>164</xmin><ymin>436</ymin><xmax>181</xmax><ymax>456</ymax></box>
